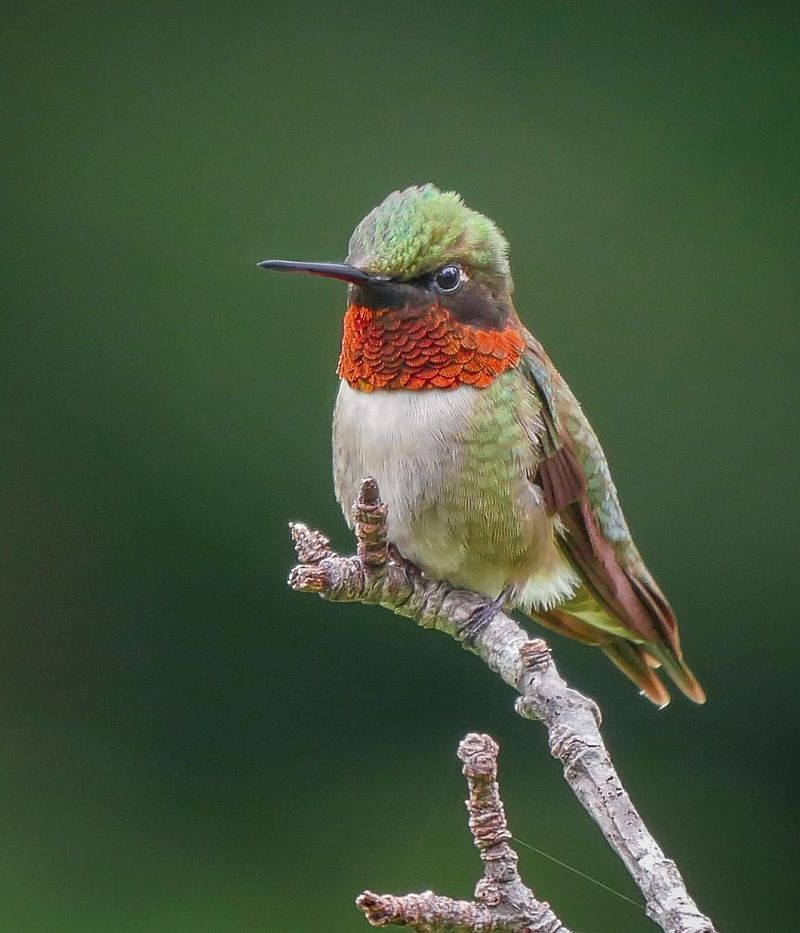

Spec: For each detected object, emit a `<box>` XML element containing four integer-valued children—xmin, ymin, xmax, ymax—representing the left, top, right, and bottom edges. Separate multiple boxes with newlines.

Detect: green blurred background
<box><xmin>2</xmin><ymin>2</ymin><xmax>797</xmax><ymax>930</ymax></box>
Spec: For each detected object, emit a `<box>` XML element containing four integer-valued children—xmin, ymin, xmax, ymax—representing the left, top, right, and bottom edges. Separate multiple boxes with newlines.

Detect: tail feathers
<box><xmin>642</xmin><ymin>649</ymin><xmax>661</xmax><ymax>669</ymax></box>
<box><xmin>528</xmin><ymin>600</ymin><xmax>707</xmax><ymax>706</ymax></box>
<box><xmin>533</xmin><ymin>607</ymin><xmax>673</xmax><ymax>706</ymax></box>
<box><xmin>531</xmin><ymin>606</ymin><xmax>604</xmax><ymax>646</ymax></box>
<box><xmin>602</xmin><ymin>641</ymin><xmax>672</xmax><ymax>708</ymax></box>
<box><xmin>646</xmin><ymin>644</ymin><xmax>707</xmax><ymax>705</ymax></box>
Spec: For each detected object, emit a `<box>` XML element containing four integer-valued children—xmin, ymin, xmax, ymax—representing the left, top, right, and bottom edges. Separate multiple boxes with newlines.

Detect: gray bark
<box><xmin>289</xmin><ymin>478</ymin><xmax>718</xmax><ymax>933</ymax></box>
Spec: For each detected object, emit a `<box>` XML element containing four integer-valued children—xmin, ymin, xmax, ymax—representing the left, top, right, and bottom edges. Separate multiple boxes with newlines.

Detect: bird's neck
<box><xmin>337</xmin><ymin>303</ymin><xmax>526</xmax><ymax>393</ymax></box>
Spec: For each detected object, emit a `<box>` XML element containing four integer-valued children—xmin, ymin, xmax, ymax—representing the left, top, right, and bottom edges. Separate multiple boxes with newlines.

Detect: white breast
<box><xmin>332</xmin><ymin>380</ymin><xmax>476</xmax><ymax>537</ymax></box>
<box><xmin>331</xmin><ymin>380</ymin><xmax>579</xmax><ymax>606</ymax></box>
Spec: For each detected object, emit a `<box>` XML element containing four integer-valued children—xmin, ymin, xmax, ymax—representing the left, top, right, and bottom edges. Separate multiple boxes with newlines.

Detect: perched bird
<box><xmin>259</xmin><ymin>184</ymin><xmax>705</xmax><ymax>706</ymax></box>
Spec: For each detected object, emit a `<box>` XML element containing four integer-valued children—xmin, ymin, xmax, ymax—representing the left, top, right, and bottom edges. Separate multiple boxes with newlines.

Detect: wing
<box><xmin>520</xmin><ymin>335</ymin><xmax>705</xmax><ymax>704</ymax></box>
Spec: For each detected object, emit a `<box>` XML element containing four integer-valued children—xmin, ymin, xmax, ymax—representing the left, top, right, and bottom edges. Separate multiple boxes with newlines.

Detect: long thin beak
<box><xmin>256</xmin><ymin>259</ymin><xmax>389</xmax><ymax>286</ymax></box>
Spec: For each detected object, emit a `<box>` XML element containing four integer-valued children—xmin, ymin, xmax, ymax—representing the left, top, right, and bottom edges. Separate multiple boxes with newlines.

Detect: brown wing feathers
<box><xmin>538</xmin><ymin>444</ymin><xmax>586</xmax><ymax>514</ymax></box>
<box><xmin>525</xmin><ymin>341</ymin><xmax>705</xmax><ymax>703</ymax></box>
<box><xmin>538</xmin><ymin>449</ymin><xmax>704</xmax><ymax>702</ymax></box>
<box><xmin>559</xmin><ymin>496</ymin><xmax>663</xmax><ymax>647</ymax></box>
<box><xmin>532</xmin><ymin>404</ymin><xmax>665</xmax><ymax>647</ymax></box>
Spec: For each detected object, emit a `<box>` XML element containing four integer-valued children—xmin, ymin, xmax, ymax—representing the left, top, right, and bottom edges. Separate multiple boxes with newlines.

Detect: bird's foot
<box><xmin>387</xmin><ymin>544</ymin><xmax>423</xmax><ymax>577</ymax></box>
<box><xmin>460</xmin><ymin>590</ymin><xmax>511</xmax><ymax>648</ymax></box>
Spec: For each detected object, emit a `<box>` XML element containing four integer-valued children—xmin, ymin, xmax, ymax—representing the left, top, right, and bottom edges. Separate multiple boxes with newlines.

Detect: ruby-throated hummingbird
<box><xmin>259</xmin><ymin>184</ymin><xmax>705</xmax><ymax>706</ymax></box>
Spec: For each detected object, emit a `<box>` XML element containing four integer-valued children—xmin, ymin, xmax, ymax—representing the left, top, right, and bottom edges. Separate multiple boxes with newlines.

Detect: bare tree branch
<box><xmin>289</xmin><ymin>477</ymin><xmax>718</xmax><ymax>933</ymax></box>
<box><xmin>357</xmin><ymin>732</ymin><xmax>569</xmax><ymax>932</ymax></box>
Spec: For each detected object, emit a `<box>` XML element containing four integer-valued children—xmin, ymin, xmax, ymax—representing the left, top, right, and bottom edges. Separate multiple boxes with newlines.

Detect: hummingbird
<box><xmin>259</xmin><ymin>184</ymin><xmax>705</xmax><ymax>706</ymax></box>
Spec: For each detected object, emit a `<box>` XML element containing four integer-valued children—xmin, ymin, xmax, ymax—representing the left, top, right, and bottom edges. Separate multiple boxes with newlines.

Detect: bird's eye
<box><xmin>434</xmin><ymin>263</ymin><xmax>462</xmax><ymax>294</ymax></box>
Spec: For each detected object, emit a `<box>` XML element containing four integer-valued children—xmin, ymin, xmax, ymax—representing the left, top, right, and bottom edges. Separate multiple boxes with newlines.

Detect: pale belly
<box><xmin>332</xmin><ymin>379</ymin><xmax>578</xmax><ymax>609</ymax></box>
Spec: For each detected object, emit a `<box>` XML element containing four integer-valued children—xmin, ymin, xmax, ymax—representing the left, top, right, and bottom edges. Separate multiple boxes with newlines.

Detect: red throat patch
<box><xmin>337</xmin><ymin>304</ymin><xmax>526</xmax><ymax>392</ymax></box>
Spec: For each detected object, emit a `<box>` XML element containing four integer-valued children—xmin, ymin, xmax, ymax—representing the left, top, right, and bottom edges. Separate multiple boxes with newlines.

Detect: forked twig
<box><xmin>357</xmin><ymin>733</ymin><xmax>568</xmax><ymax>932</ymax></box>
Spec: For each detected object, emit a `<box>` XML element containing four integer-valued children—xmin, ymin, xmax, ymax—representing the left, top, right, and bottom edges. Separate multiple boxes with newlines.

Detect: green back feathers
<box><xmin>347</xmin><ymin>184</ymin><xmax>512</xmax><ymax>287</ymax></box>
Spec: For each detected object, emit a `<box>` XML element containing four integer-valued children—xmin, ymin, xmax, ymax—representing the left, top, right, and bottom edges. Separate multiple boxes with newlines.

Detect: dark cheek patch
<box><xmin>442</xmin><ymin>280</ymin><xmax>511</xmax><ymax>331</ymax></box>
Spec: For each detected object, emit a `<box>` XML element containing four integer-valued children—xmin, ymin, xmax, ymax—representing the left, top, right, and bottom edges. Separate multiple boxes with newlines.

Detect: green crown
<box><xmin>347</xmin><ymin>184</ymin><xmax>511</xmax><ymax>285</ymax></box>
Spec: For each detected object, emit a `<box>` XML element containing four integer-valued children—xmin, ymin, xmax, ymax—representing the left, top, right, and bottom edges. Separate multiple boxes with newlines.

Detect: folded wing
<box><xmin>521</xmin><ymin>337</ymin><xmax>705</xmax><ymax>705</ymax></box>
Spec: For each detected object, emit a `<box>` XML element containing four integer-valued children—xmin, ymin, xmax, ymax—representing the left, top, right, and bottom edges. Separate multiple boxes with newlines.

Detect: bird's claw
<box><xmin>387</xmin><ymin>544</ymin><xmax>423</xmax><ymax>576</ymax></box>
<box><xmin>460</xmin><ymin>592</ymin><xmax>508</xmax><ymax>648</ymax></box>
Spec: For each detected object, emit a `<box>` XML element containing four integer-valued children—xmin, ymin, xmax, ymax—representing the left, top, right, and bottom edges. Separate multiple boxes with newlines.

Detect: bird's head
<box><xmin>259</xmin><ymin>185</ymin><xmax>525</xmax><ymax>391</ymax></box>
